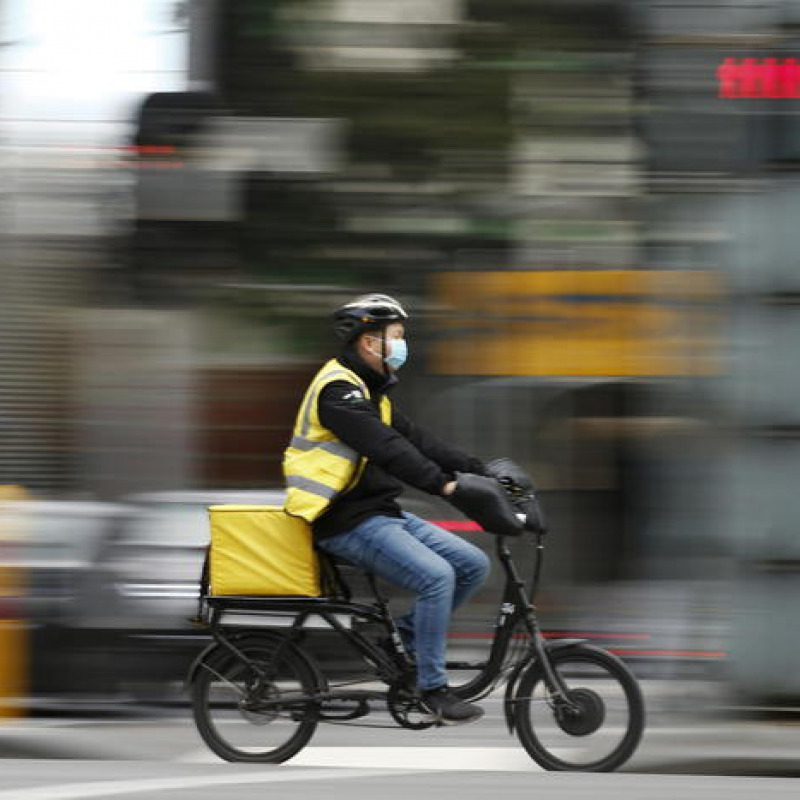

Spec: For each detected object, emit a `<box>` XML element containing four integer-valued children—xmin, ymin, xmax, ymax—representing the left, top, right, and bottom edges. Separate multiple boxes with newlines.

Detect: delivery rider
<box><xmin>283</xmin><ymin>293</ymin><xmax>489</xmax><ymax>724</ymax></box>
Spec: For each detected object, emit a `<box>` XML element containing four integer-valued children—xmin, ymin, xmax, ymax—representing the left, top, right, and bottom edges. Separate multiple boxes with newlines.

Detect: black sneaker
<box><xmin>421</xmin><ymin>686</ymin><xmax>484</xmax><ymax>725</ymax></box>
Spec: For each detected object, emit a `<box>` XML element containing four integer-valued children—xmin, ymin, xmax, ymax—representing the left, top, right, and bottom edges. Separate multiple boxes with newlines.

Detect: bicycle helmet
<box><xmin>333</xmin><ymin>293</ymin><xmax>408</xmax><ymax>343</ymax></box>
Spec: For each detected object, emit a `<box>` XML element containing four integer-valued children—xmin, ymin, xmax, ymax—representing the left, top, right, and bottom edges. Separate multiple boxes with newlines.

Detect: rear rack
<box><xmin>203</xmin><ymin>594</ymin><xmax>386</xmax><ymax>630</ymax></box>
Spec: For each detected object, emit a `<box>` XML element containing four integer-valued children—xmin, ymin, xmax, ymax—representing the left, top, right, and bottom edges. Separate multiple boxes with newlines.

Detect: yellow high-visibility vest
<box><xmin>283</xmin><ymin>359</ymin><xmax>392</xmax><ymax>522</ymax></box>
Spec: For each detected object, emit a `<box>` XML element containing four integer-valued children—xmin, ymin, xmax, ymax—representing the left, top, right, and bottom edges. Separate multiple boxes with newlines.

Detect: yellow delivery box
<box><xmin>208</xmin><ymin>505</ymin><xmax>321</xmax><ymax>597</ymax></box>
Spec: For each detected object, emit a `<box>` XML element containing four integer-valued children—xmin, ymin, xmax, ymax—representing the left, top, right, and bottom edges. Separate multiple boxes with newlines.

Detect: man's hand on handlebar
<box><xmin>438</xmin><ymin>462</ymin><xmax>547</xmax><ymax>536</ymax></box>
<box><xmin>480</xmin><ymin>459</ymin><xmax>548</xmax><ymax>535</ymax></box>
<box><xmin>486</xmin><ymin>458</ymin><xmax>548</xmax><ymax>535</ymax></box>
<box><xmin>445</xmin><ymin>472</ymin><xmax>525</xmax><ymax>537</ymax></box>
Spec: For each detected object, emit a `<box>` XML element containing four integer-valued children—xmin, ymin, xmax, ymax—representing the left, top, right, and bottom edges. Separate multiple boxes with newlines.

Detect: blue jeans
<box><xmin>317</xmin><ymin>512</ymin><xmax>491</xmax><ymax>691</ymax></box>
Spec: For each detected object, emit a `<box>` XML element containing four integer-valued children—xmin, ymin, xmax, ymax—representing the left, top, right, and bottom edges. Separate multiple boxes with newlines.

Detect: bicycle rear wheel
<box><xmin>514</xmin><ymin>644</ymin><xmax>644</xmax><ymax>772</ymax></box>
<box><xmin>192</xmin><ymin>635</ymin><xmax>319</xmax><ymax>763</ymax></box>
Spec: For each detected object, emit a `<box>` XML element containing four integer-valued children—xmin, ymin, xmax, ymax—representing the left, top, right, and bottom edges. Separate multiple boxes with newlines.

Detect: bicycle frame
<box><xmin>194</xmin><ymin>594</ymin><xmax>404</xmax><ymax>697</ymax></box>
<box><xmin>190</xmin><ymin>528</ymin><xmax>582</xmax><ymax>716</ymax></box>
<box><xmin>450</xmin><ymin>533</ymin><xmax>583</xmax><ymax>707</ymax></box>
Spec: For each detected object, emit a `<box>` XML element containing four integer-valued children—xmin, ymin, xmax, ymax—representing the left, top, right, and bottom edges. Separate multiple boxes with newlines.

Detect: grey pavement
<box><xmin>0</xmin><ymin>680</ymin><xmax>799</xmax><ymax>800</ymax></box>
<box><xmin>0</xmin><ymin>764</ymin><xmax>798</xmax><ymax>800</ymax></box>
<box><xmin>1</xmin><ymin>682</ymin><xmax>800</xmax><ymax>776</ymax></box>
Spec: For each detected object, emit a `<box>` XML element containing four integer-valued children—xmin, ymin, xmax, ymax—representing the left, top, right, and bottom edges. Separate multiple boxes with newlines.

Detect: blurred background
<box><xmin>0</xmin><ymin>0</ymin><xmax>797</xmax><ymax>719</ymax></box>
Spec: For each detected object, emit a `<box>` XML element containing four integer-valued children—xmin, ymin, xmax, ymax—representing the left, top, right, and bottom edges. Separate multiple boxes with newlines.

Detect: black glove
<box><xmin>485</xmin><ymin>458</ymin><xmax>547</xmax><ymax>534</ymax></box>
<box><xmin>448</xmin><ymin>473</ymin><xmax>524</xmax><ymax>537</ymax></box>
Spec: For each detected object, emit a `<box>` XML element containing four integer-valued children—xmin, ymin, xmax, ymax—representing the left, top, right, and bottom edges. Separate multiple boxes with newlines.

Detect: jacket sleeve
<box><xmin>317</xmin><ymin>381</ymin><xmax>449</xmax><ymax>495</ymax></box>
<box><xmin>391</xmin><ymin>407</ymin><xmax>486</xmax><ymax>477</ymax></box>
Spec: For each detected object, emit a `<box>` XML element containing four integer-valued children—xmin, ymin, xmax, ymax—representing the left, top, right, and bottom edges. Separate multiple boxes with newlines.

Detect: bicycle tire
<box><xmin>192</xmin><ymin>634</ymin><xmax>319</xmax><ymax>763</ymax></box>
<box><xmin>514</xmin><ymin>643</ymin><xmax>644</xmax><ymax>772</ymax></box>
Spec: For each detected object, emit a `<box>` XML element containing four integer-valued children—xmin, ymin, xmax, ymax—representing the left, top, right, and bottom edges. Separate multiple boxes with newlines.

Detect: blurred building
<box><xmin>0</xmin><ymin>0</ymin><xmax>191</xmax><ymax>491</ymax></box>
<box><xmin>628</xmin><ymin>1</ymin><xmax>800</xmax><ymax>699</ymax></box>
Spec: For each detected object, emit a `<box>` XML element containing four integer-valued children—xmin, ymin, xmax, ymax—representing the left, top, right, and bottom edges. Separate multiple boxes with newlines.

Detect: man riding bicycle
<box><xmin>283</xmin><ymin>293</ymin><xmax>491</xmax><ymax>724</ymax></box>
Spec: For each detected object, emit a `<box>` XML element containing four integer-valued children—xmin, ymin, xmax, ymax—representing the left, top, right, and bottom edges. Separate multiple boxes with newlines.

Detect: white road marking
<box><xmin>179</xmin><ymin>746</ymin><xmax>544</xmax><ymax>771</ymax></box>
<box><xmin>293</xmin><ymin>746</ymin><xmax>543</xmax><ymax>771</ymax></box>
<box><xmin>0</xmin><ymin>767</ymin><xmax>412</xmax><ymax>800</ymax></box>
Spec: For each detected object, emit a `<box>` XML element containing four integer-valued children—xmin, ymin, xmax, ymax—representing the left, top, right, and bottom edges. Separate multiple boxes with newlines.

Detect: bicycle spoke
<box><xmin>200</xmin><ymin>662</ymin><xmax>247</xmax><ymax>699</ymax></box>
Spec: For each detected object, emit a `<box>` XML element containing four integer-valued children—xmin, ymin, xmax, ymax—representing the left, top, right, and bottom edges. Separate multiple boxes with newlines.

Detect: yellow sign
<box><xmin>431</xmin><ymin>270</ymin><xmax>720</xmax><ymax>377</ymax></box>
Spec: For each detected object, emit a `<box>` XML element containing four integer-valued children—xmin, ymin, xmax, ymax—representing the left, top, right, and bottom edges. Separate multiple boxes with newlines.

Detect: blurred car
<box><xmin>109</xmin><ymin>490</ymin><xmax>286</xmax><ymax>630</ymax></box>
<box><xmin>104</xmin><ymin>489</ymin><xmax>288</xmax><ymax>699</ymax></box>
<box><xmin>0</xmin><ymin>500</ymin><xmax>133</xmax><ymax>698</ymax></box>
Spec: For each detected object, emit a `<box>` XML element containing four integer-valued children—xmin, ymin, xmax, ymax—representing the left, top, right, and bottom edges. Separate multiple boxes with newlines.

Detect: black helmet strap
<box><xmin>362</xmin><ymin>323</ymin><xmax>389</xmax><ymax>375</ymax></box>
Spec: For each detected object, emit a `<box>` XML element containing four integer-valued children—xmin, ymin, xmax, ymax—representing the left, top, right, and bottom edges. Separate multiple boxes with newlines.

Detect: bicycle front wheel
<box><xmin>192</xmin><ymin>635</ymin><xmax>319</xmax><ymax>763</ymax></box>
<box><xmin>514</xmin><ymin>644</ymin><xmax>644</xmax><ymax>772</ymax></box>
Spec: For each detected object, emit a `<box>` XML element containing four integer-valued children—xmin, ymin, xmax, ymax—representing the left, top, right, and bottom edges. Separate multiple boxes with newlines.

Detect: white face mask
<box><xmin>365</xmin><ymin>337</ymin><xmax>408</xmax><ymax>370</ymax></box>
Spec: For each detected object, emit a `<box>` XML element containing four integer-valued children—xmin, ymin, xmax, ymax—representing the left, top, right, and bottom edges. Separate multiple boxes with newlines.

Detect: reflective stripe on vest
<box><xmin>283</xmin><ymin>359</ymin><xmax>392</xmax><ymax>523</ymax></box>
<box><xmin>288</xmin><ymin>435</ymin><xmax>360</xmax><ymax>463</ymax></box>
<box><xmin>285</xmin><ymin>475</ymin><xmax>338</xmax><ymax>499</ymax></box>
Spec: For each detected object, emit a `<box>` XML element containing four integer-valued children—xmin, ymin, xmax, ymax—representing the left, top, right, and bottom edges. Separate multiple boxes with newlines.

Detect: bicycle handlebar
<box><xmin>498</xmin><ymin>476</ymin><xmax>548</xmax><ymax>536</ymax></box>
<box><xmin>448</xmin><ymin>472</ymin><xmax>547</xmax><ymax>537</ymax></box>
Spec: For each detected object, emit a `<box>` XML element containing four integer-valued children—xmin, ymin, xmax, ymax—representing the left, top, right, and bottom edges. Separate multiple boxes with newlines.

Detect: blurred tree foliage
<box><xmin>218</xmin><ymin>0</ymin><xmax>513</xmax><ymax>175</ymax></box>
<box><xmin>213</xmin><ymin>0</ymin><xmax>629</xmax><ymax>302</ymax></box>
<box><xmin>216</xmin><ymin>0</ymin><xmax>514</xmax><ymax>293</ymax></box>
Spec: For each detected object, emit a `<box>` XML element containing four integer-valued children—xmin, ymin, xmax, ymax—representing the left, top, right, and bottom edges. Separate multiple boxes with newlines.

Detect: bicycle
<box><xmin>187</xmin><ymin>475</ymin><xmax>645</xmax><ymax>771</ymax></box>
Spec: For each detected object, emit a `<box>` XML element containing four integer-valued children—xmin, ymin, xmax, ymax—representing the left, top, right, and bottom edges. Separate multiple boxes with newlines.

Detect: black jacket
<box><xmin>312</xmin><ymin>348</ymin><xmax>485</xmax><ymax>539</ymax></box>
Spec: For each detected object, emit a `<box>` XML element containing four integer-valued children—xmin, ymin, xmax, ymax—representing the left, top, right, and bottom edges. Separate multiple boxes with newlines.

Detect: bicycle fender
<box><xmin>545</xmin><ymin>637</ymin><xmax>588</xmax><ymax>653</ymax></box>
<box><xmin>503</xmin><ymin>639</ymin><xmax>588</xmax><ymax>733</ymax></box>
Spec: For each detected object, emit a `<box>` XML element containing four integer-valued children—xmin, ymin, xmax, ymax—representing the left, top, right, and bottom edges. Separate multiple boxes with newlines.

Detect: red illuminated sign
<box><xmin>718</xmin><ymin>58</ymin><xmax>800</xmax><ymax>98</ymax></box>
